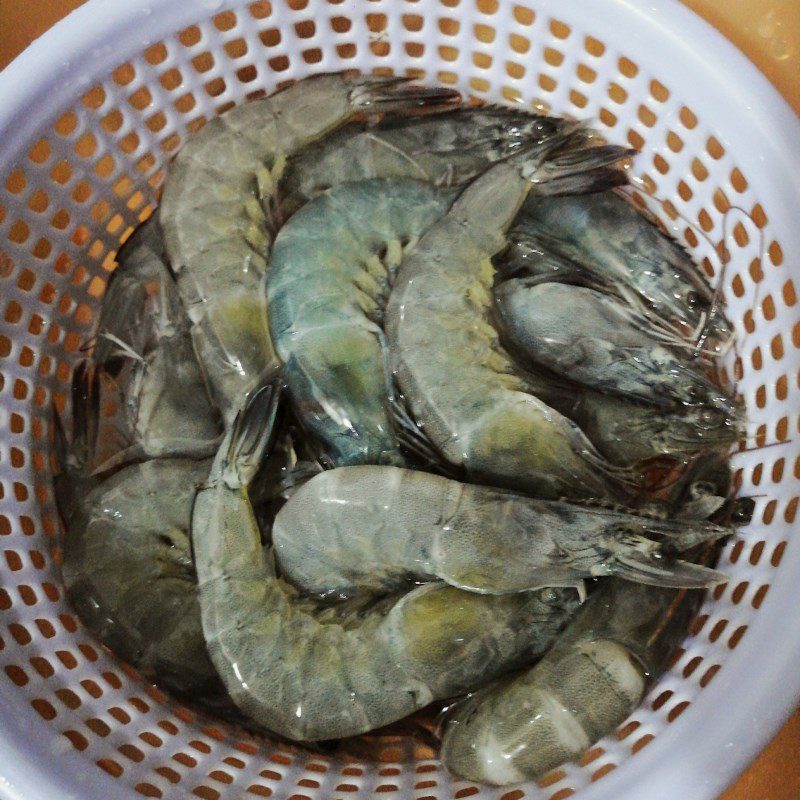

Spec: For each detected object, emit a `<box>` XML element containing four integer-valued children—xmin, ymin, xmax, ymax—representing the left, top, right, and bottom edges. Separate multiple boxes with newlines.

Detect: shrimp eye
<box><xmin>538</xmin><ymin>587</ymin><xmax>559</xmax><ymax>604</ymax></box>
<box><xmin>699</xmin><ymin>408</ymin><xmax>719</xmax><ymax>426</ymax></box>
<box><xmin>685</xmin><ymin>290</ymin><xmax>700</xmax><ymax>309</ymax></box>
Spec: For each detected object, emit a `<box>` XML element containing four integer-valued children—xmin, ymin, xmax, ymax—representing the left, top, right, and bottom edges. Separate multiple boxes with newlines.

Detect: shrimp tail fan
<box><xmin>223</xmin><ymin>369</ymin><xmax>284</xmax><ymax>487</ymax></box>
<box><xmin>533</xmin><ymin>144</ymin><xmax>637</xmax><ymax>196</ymax></box>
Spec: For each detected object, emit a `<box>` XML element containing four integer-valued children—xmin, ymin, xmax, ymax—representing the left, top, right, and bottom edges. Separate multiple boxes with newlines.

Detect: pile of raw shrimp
<box><xmin>54</xmin><ymin>73</ymin><xmax>746</xmax><ymax>787</ymax></box>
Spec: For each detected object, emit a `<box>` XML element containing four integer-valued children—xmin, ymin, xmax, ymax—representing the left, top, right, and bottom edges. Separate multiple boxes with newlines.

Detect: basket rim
<box><xmin>0</xmin><ymin>1</ymin><xmax>799</xmax><ymax>799</ymax></box>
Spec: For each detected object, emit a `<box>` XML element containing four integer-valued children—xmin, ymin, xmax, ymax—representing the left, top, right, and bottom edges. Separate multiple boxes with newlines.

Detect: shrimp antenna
<box><xmin>98</xmin><ymin>332</ymin><xmax>146</xmax><ymax>364</ymax></box>
<box><xmin>362</xmin><ymin>131</ymin><xmax>431</xmax><ymax>182</ymax></box>
<box><xmin>624</xmin><ymin>179</ymin><xmax>764</xmax><ymax>359</ymax></box>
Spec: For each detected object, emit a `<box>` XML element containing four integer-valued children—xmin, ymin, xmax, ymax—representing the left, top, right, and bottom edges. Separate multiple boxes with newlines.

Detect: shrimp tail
<box><xmin>349</xmin><ymin>76</ymin><xmax>461</xmax><ymax>114</ymax></box>
<box><xmin>222</xmin><ymin>370</ymin><xmax>284</xmax><ymax>489</ymax></box>
<box><xmin>611</xmin><ymin>552</ymin><xmax>727</xmax><ymax>588</ymax></box>
<box><xmin>530</xmin><ymin>144</ymin><xmax>637</xmax><ymax>196</ymax></box>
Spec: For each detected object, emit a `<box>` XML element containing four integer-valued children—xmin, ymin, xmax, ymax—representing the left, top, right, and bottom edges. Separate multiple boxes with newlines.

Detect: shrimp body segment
<box><xmin>272</xmin><ymin>466</ymin><xmax>729</xmax><ymax>599</ymax></box>
<box><xmin>192</xmin><ymin>385</ymin><xmax>580</xmax><ymax>741</ymax></box>
<box><xmin>385</xmin><ymin>156</ymin><xmax>631</xmax><ymax>499</ymax></box>
<box><xmin>160</xmin><ymin>74</ymin><xmax>457</xmax><ymax>423</ymax></box>
<box><xmin>268</xmin><ymin>179</ymin><xmax>454</xmax><ymax>466</ymax></box>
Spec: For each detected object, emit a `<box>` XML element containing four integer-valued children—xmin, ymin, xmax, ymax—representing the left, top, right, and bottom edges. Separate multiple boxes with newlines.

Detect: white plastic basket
<box><xmin>1</xmin><ymin>1</ymin><xmax>799</xmax><ymax>798</ymax></box>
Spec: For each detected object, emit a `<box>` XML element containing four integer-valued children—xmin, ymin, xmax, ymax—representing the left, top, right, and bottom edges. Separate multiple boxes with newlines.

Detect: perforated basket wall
<box><xmin>0</xmin><ymin>1</ymin><xmax>799</xmax><ymax>799</ymax></box>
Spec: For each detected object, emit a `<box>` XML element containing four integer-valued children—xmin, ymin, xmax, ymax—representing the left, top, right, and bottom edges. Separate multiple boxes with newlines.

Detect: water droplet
<box><xmin>757</xmin><ymin>9</ymin><xmax>778</xmax><ymax>39</ymax></box>
<box><xmin>770</xmin><ymin>35</ymin><xmax>791</xmax><ymax>61</ymax></box>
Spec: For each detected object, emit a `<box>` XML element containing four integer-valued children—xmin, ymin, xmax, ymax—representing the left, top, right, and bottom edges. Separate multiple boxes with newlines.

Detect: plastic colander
<box><xmin>0</xmin><ymin>1</ymin><xmax>799</xmax><ymax>798</ymax></box>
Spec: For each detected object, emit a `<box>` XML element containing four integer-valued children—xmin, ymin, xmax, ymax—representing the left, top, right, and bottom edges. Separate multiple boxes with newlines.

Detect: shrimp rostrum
<box><xmin>192</xmin><ymin>382</ymin><xmax>582</xmax><ymax>741</ymax></box>
<box><xmin>272</xmin><ymin>466</ymin><xmax>730</xmax><ymax>600</ymax></box>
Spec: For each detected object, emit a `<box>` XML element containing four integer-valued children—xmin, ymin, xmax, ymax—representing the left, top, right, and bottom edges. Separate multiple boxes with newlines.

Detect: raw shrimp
<box><xmin>495</xmin><ymin>279</ymin><xmax>737</xmax><ymax>413</ymax></box>
<box><xmin>440</xmin><ymin>578</ymin><xmax>704</xmax><ymax>784</ymax></box>
<box><xmin>514</xmin><ymin>191</ymin><xmax>731</xmax><ymax>344</ymax></box>
<box><xmin>272</xmin><ymin>465</ymin><xmax>729</xmax><ymax>600</ymax></box>
<box><xmin>92</xmin><ymin>219</ymin><xmax>221</xmax><ymax>469</ymax></box>
<box><xmin>563</xmin><ymin>389</ymin><xmax>742</xmax><ymax>468</ymax></box>
<box><xmin>53</xmin><ymin>367</ymin><xmax>224</xmax><ymax>702</ymax></box>
<box><xmin>385</xmin><ymin>148</ymin><xmax>635</xmax><ymax>500</ymax></box>
<box><xmin>159</xmin><ymin>73</ymin><xmax>457</xmax><ymax>423</ymax></box>
<box><xmin>192</xmin><ymin>383</ymin><xmax>581</xmax><ymax>741</ymax></box>
<box><xmin>440</xmin><ymin>455</ymin><xmax>738</xmax><ymax>784</ymax></box>
<box><xmin>280</xmin><ymin>107</ymin><xmax>578</xmax><ymax>214</ymax></box>
<box><xmin>268</xmin><ymin>178</ymin><xmax>458</xmax><ymax>466</ymax></box>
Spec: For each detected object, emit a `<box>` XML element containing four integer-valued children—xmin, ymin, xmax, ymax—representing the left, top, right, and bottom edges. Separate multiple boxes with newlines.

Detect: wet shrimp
<box><xmin>563</xmin><ymin>389</ymin><xmax>742</xmax><ymax>468</ymax></box>
<box><xmin>159</xmin><ymin>73</ymin><xmax>458</xmax><ymax>424</ymax></box>
<box><xmin>280</xmin><ymin>107</ymin><xmax>574</xmax><ymax>214</ymax></box>
<box><xmin>440</xmin><ymin>579</ymin><xmax>703</xmax><ymax>785</ymax></box>
<box><xmin>192</xmin><ymin>383</ymin><xmax>581</xmax><ymax>741</ymax></box>
<box><xmin>53</xmin><ymin>366</ymin><xmax>224</xmax><ymax>703</ymax></box>
<box><xmin>385</xmin><ymin>146</ymin><xmax>636</xmax><ymax>500</ymax></box>
<box><xmin>267</xmin><ymin>179</ymin><xmax>457</xmax><ymax>466</ymax></box>
<box><xmin>272</xmin><ymin>465</ymin><xmax>729</xmax><ymax>600</ymax></box>
<box><xmin>440</xmin><ymin>457</ymin><xmax>738</xmax><ymax>785</ymax></box>
<box><xmin>92</xmin><ymin>219</ymin><xmax>222</xmax><ymax>469</ymax></box>
<box><xmin>513</xmin><ymin>191</ymin><xmax>731</xmax><ymax>345</ymax></box>
<box><xmin>495</xmin><ymin>279</ymin><xmax>737</xmax><ymax>413</ymax></box>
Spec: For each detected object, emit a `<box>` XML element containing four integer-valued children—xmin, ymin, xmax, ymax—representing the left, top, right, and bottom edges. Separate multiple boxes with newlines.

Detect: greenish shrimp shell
<box><xmin>159</xmin><ymin>73</ymin><xmax>458</xmax><ymax>426</ymax></box>
<box><xmin>192</xmin><ymin>384</ymin><xmax>580</xmax><ymax>741</ymax></box>
<box><xmin>495</xmin><ymin>280</ymin><xmax>736</xmax><ymax>411</ymax></box>
<box><xmin>92</xmin><ymin>218</ymin><xmax>221</xmax><ymax>470</ymax></box>
<box><xmin>280</xmin><ymin>107</ymin><xmax>567</xmax><ymax>214</ymax></box>
<box><xmin>514</xmin><ymin>191</ymin><xmax>730</xmax><ymax>343</ymax></box>
<box><xmin>272</xmin><ymin>465</ymin><xmax>728</xmax><ymax>599</ymax></box>
<box><xmin>385</xmin><ymin>160</ymin><xmax>625</xmax><ymax>500</ymax></box>
<box><xmin>268</xmin><ymin>178</ymin><xmax>454</xmax><ymax>466</ymax></box>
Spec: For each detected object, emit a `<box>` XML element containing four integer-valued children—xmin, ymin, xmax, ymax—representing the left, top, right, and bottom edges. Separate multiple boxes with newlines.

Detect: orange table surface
<box><xmin>1</xmin><ymin>2</ymin><xmax>799</xmax><ymax>799</ymax></box>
